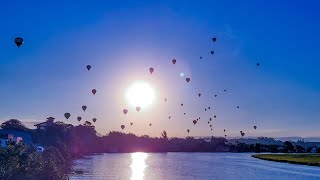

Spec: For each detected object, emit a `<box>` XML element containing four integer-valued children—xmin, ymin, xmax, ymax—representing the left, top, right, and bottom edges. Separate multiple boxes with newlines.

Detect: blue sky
<box><xmin>1</xmin><ymin>0</ymin><xmax>320</xmax><ymax>137</ymax></box>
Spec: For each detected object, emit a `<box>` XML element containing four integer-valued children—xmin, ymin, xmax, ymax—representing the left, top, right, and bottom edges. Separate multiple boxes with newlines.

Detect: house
<box><xmin>0</xmin><ymin>128</ymin><xmax>32</xmax><ymax>147</ymax></box>
<box><xmin>34</xmin><ymin>117</ymin><xmax>55</xmax><ymax>130</ymax></box>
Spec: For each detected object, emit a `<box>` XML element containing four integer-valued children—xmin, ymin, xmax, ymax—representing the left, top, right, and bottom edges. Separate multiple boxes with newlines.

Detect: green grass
<box><xmin>252</xmin><ymin>154</ymin><xmax>320</xmax><ymax>166</ymax></box>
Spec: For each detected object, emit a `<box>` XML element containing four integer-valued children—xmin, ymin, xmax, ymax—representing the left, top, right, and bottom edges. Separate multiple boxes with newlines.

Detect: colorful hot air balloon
<box><xmin>14</xmin><ymin>37</ymin><xmax>23</xmax><ymax>48</ymax></box>
<box><xmin>149</xmin><ymin>67</ymin><xmax>154</xmax><ymax>74</ymax></box>
<box><xmin>136</xmin><ymin>106</ymin><xmax>141</xmax><ymax>112</ymax></box>
<box><xmin>77</xmin><ymin>116</ymin><xmax>82</xmax><ymax>122</ymax></box>
<box><xmin>187</xmin><ymin>129</ymin><xmax>190</xmax><ymax>133</ymax></box>
<box><xmin>123</xmin><ymin>109</ymin><xmax>128</xmax><ymax>115</ymax></box>
<box><xmin>212</xmin><ymin>37</ymin><xmax>217</xmax><ymax>42</ymax></box>
<box><xmin>92</xmin><ymin>118</ymin><xmax>97</xmax><ymax>123</ymax></box>
<box><xmin>121</xmin><ymin>125</ymin><xmax>125</xmax><ymax>130</ymax></box>
<box><xmin>64</xmin><ymin>113</ymin><xmax>71</xmax><ymax>119</ymax></box>
<box><xmin>92</xmin><ymin>89</ymin><xmax>97</xmax><ymax>95</ymax></box>
<box><xmin>193</xmin><ymin>120</ymin><xmax>197</xmax><ymax>125</ymax></box>
<box><xmin>186</xmin><ymin>78</ymin><xmax>190</xmax><ymax>83</ymax></box>
<box><xmin>86</xmin><ymin>65</ymin><xmax>91</xmax><ymax>71</ymax></box>
<box><xmin>82</xmin><ymin>105</ymin><xmax>87</xmax><ymax>112</ymax></box>
<box><xmin>172</xmin><ymin>59</ymin><xmax>176</xmax><ymax>64</ymax></box>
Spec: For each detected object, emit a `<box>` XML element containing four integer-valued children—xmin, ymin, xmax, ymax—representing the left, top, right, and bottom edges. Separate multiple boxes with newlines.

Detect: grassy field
<box><xmin>252</xmin><ymin>154</ymin><xmax>320</xmax><ymax>166</ymax></box>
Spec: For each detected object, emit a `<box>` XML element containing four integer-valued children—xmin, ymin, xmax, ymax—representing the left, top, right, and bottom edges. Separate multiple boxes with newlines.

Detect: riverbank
<box><xmin>252</xmin><ymin>154</ymin><xmax>320</xmax><ymax>166</ymax></box>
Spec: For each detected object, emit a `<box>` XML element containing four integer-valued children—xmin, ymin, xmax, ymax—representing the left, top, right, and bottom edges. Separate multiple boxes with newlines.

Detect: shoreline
<box><xmin>252</xmin><ymin>154</ymin><xmax>320</xmax><ymax>167</ymax></box>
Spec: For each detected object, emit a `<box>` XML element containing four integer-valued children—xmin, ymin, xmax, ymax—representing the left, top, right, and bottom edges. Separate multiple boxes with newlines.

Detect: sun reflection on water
<box><xmin>130</xmin><ymin>152</ymin><xmax>148</xmax><ymax>180</ymax></box>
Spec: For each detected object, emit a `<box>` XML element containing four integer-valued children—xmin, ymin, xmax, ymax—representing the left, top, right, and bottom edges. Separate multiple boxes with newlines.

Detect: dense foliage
<box><xmin>0</xmin><ymin>143</ymin><xmax>68</xmax><ymax>180</ymax></box>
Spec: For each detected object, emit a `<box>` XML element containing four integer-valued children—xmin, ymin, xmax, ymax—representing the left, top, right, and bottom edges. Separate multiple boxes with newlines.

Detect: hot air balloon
<box><xmin>198</xmin><ymin>93</ymin><xmax>201</xmax><ymax>97</ymax></box>
<box><xmin>164</xmin><ymin>98</ymin><xmax>167</xmax><ymax>102</ymax></box>
<box><xmin>92</xmin><ymin>118</ymin><xmax>97</xmax><ymax>123</ymax></box>
<box><xmin>123</xmin><ymin>109</ymin><xmax>128</xmax><ymax>115</ymax></box>
<box><xmin>237</xmin><ymin>106</ymin><xmax>239</xmax><ymax>109</ymax></box>
<box><xmin>200</xmin><ymin>56</ymin><xmax>203</xmax><ymax>59</ymax></box>
<box><xmin>14</xmin><ymin>37</ymin><xmax>23</xmax><ymax>48</ymax></box>
<box><xmin>149</xmin><ymin>67</ymin><xmax>154</xmax><ymax>74</ymax></box>
<box><xmin>181</xmin><ymin>103</ymin><xmax>183</xmax><ymax>106</ymax></box>
<box><xmin>198</xmin><ymin>117</ymin><xmax>201</xmax><ymax>120</ymax></box>
<box><xmin>208</xmin><ymin>121</ymin><xmax>210</xmax><ymax>124</ymax></box>
<box><xmin>209</xmin><ymin>118</ymin><xmax>212</xmax><ymax>121</ymax></box>
<box><xmin>86</xmin><ymin>65</ymin><xmax>91</xmax><ymax>71</ymax></box>
<box><xmin>64</xmin><ymin>113</ymin><xmax>71</xmax><ymax>120</ymax></box>
<box><xmin>241</xmin><ymin>132</ymin><xmax>245</xmax><ymax>137</ymax></box>
<box><xmin>225</xmin><ymin>135</ymin><xmax>227</xmax><ymax>138</ymax></box>
<box><xmin>168</xmin><ymin>116</ymin><xmax>171</xmax><ymax>119</ymax></box>
<box><xmin>210</xmin><ymin>125</ymin><xmax>212</xmax><ymax>127</ymax></box>
<box><xmin>136</xmin><ymin>106</ymin><xmax>141</xmax><ymax>112</ymax></box>
<box><xmin>77</xmin><ymin>116</ymin><xmax>82</xmax><ymax>122</ymax></box>
<box><xmin>184</xmin><ymin>113</ymin><xmax>186</xmax><ymax>115</ymax></box>
<box><xmin>256</xmin><ymin>63</ymin><xmax>260</xmax><ymax>67</ymax></box>
<box><xmin>214</xmin><ymin>115</ymin><xmax>216</xmax><ymax>118</ymax></box>
<box><xmin>205</xmin><ymin>108</ymin><xmax>207</xmax><ymax>111</ymax></box>
<box><xmin>130</xmin><ymin>122</ymin><xmax>133</xmax><ymax>126</ymax></box>
<box><xmin>214</xmin><ymin>95</ymin><xmax>217</xmax><ymax>97</ymax></box>
<box><xmin>254</xmin><ymin>126</ymin><xmax>257</xmax><ymax>129</ymax></box>
<box><xmin>121</xmin><ymin>125</ymin><xmax>125</xmax><ymax>130</ymax></box>
<box><xmin>172</xmin><ymin>59</ymin><xmax>176</xmax><ymax>64</ymax></box>
<box><xmin>212</xmin><ymin>37</ymin><xmax>217</xmax><ymax>42</ymax></box>
<box><xmin>208</xmin><ymin>107</ymin><xmax>211</xmax><ymax>110</ymax></box>
<box><xmin>186</xmin><ymin>78</ymin><xmax>190</xmax><ymax>83</ymax></box>
<box><xmin>82</xmin><ymin>105</ymin><xmax>87</xmax><ymax>112</ymax></box>
<box><xmin>211</xmin><ymin>51</ymin><xmax>214</xmax><ymax>55</ymax></box>
<box><xmin>224</xmin><ymin>129</ymin><xmax>226</xmax><ymax>132</ymax></box>
<box><xmin>187</xmin><ymin>129</ymin><xmax>190</xmax><ymax>133</ymax></box>
<box><xmin>149</xmin><ymin>123</ymin><xmax>152</xmax><ymax>127</ymax></box>
<box><xmin>92</xmin><ymin>89</ymin><xmax>97</xmax><ymax>95</ymax></box>
<box><xmin>211</xmin><ymin>128</ymin><xmax>213</xmax><ymax>131</ymax></box>
<box><xmin>193</xmin><ymin>120</ymin><xmax>197</xmax><ymax>125</ymax></box>
<box><xmin>224</xmin><ymin>89</ymin><xmax>226</xmax><ymax>92</ymax></box>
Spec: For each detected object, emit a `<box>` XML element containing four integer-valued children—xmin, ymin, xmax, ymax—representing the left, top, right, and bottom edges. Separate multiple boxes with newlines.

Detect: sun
<box><xmin>126</xmin><ymin>81</ymin><xmax>156</xmax><ymax>109</ymax></box>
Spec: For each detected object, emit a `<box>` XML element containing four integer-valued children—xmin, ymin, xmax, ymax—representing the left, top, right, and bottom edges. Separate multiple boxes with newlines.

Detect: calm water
<box><xmin>69</xmin><ymin>153</ymin><xmax>320</xmax><ymax>180</ymax></box>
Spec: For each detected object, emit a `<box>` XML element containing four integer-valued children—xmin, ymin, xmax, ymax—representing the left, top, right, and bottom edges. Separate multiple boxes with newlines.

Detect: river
<box><xmin>69</xmin><ymin>153</ymin><xmax>320</xmax><ymax>180</ymax></box>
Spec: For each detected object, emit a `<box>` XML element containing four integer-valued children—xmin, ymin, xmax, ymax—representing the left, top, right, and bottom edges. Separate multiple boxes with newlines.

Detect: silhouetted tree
<box><xmin>1</xmin><ymin>119</ymin><xmax>28</xmax><ymax>131</ymax></box>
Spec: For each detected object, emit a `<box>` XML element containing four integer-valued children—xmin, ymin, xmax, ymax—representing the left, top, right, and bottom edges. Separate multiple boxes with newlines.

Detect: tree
<box><xmin>161</xmin><ymin>130</ymin><xmax>168</xmax><ymax>141</ymax></box>
<box><xmin>284</xmin><ymin>141</ymin><xmax>295</xmax><ymax>152</ymax></box>
<box><xmin>1</xmin><ymin>119</ymin><xmax>28</xmax><ymax>131</ymax></box>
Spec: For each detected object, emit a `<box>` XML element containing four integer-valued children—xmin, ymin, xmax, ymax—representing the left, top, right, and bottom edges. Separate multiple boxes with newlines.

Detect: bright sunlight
<box><xmin>126</xmin><ymin>81</ymin><xmax>156</xmax><ymax>109</ymax></box>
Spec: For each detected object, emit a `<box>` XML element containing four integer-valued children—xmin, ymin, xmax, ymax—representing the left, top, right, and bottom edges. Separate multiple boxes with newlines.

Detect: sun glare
<box><xmin>126</xmin><ymin>81</ymin><xmax>156</xmax><ymax>109</ymax></box>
